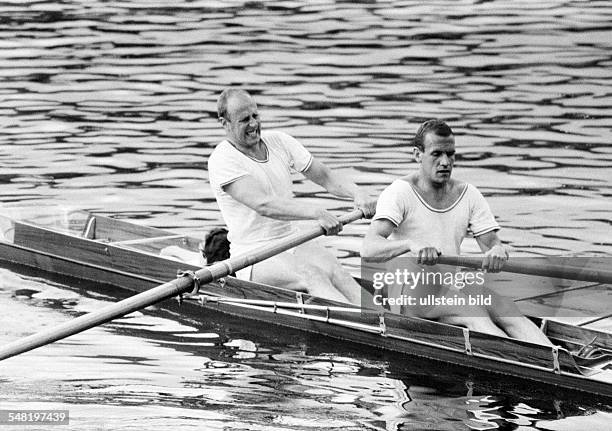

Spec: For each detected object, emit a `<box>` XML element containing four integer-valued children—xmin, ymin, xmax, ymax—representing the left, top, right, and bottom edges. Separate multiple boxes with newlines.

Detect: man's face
<box><xmin>222</xmin><ymin>94</ymin><xmax>261</xmax><ymax>148</ymax></box>
<box><xmin>415</xmin><ymin>132</ymin><xmax>456</xmax><ymax>185</ymax></box>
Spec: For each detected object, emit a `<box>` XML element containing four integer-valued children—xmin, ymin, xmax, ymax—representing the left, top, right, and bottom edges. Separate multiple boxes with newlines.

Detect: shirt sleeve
<box><xmin>208</xmin><ymin>143</ymin><xmax>249</xmax><ymax>189</ymax></box>
<box><xmin>468</xmin><ymin>185</ymin><xmax>500</xmax><ymax>236</ymax></box>
<box><xmin>273</xmin><ymin>131</ymin><xmax>313</xmax><ymax>173</ymax></box>
<box><xmin>372</xmin><ymin>181</ymin><xmax>406</xmax><ymax>227</ymax></box>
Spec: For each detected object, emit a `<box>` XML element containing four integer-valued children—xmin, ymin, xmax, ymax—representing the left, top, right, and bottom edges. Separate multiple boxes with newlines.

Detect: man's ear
<box><xmin>413</xmin><ymin>147</ymin><xmax>422</xmax><ymax>163</ymax></box>
<box><xmin>218</xmin><ymin>117</ymin><xmax>228</xmax><ymax>129</ymax></box>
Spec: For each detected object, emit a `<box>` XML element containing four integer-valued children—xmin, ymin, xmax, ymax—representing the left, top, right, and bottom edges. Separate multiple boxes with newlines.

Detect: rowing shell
<box><xmin>0</xmin><ymin>207</ymin><xmax>611</xmax><ymax>397</ymax></box>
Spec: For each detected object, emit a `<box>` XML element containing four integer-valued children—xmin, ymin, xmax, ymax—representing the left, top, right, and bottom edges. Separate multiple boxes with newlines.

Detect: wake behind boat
<box><xmin>0</xmin><ymin>207</ymin><xmax>611</xmax><ymax>397</ymax></box>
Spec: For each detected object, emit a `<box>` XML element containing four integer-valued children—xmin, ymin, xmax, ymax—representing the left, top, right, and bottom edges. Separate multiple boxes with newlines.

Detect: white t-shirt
<box><xmin>208</xmin><ymin>130</ymin><xmax>313</xmax><ymax>256</ymax></box>
<box><xmin>373</xmin><ymin>179</ymin><xmax>499</xmax><ymax>255</ymax></box>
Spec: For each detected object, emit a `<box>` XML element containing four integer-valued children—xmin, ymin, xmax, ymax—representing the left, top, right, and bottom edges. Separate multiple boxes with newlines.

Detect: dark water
<box><xmin>0</xmin><ymin>0</ymin><xmax>611</xmax><ymax>429</ymax></box>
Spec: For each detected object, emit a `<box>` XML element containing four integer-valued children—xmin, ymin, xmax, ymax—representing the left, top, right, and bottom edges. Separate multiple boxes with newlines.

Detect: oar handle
<box><xmin>0</xmin><ymin>209</ymin><xmax>364</xmax><ymax>361</ymax></box>
<box><xmin>437</xmin><ymin>255</ymin><xmax>612</xmax><ymax>284</ymax></box>
<box><xmin>337</xmin><ymin>208</ymin><xmax>365</xmax><ymax>224</ymax></box>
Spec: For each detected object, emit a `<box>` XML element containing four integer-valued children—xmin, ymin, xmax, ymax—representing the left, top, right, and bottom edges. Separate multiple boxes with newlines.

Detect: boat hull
<box><xmin>0</xmin><ymin>211</ymin><xmax>611</xmax><ymax>398</ymax></box>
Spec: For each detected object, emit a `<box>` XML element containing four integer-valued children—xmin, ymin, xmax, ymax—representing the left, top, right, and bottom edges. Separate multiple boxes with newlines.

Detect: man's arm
<box><xmin>361</xmin><ymin>219</ymin><xmax>440</xmax><ymax>263</ymax></box>
<box><xmin>475</xmin><ymin>230</ymin><xmax>508</xmax><ymax>272</ymax></box>
<box><xmin>224</xmin><ymin>175</ymin><xmax>343</xmax><ymax>235</ymax></box>
<box><xmin>303</xmin><ymin>158</ymin><xmax>376</xmax><ymax>218</ymax></box>
<box><xmin>361</xmin><ymin>219</ymin><xmax>410</xmax><ymax>262</ymax></box>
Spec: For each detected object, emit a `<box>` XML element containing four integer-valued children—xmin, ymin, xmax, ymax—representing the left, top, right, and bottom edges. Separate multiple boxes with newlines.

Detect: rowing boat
<box><xmin>0</xmin><ymin>207</ymin><xmax>611</xmax><ymax>397</ymax></box>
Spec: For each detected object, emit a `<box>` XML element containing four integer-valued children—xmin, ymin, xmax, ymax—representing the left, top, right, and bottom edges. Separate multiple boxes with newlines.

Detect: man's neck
<box><xmin>415</xmin><ymin>177</ymin><xmax>450</xmax><ymax>197</ymax></box>
<box><xmin>409</xmin><ymin>175</ymin><xmax>463</xmax><ymax>209</ymax></box>
<box><xmin>229</xmin><ymin>139</ymin><xmax>266</xmax><ymax>160</ymax></box>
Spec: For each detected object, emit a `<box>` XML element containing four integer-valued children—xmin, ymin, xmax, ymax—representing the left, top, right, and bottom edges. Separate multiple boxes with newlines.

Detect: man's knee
<box><xmin>302</xmin><ymin>264</ymin><xmax>334</xmax><ymax>286</ymax></box>
<box><xmin>494</xmin><ymin>316</ymin><xmax>530</xmax><ymax>331</ymax></box>
<box><xmin>281</xmin><ymin>265</ymin><xmax>331</xmax><ymax>293</ymax></box>
<box><xmin>289</xmin><ymin>274</ymin><xmax>311</xmax><ymax>292</ymax></box>
<box><xmin>251</xmin><ymin>255</ymin><xmax>310</xmax><ymax>292</ymax></box>
<box><xmin>330</xmin><ymin>263</ymin><xmax>357</xmax><ymax>284</ymax></box>
<box><xmin>440</xmin><ymin>314</ymin><xmax>484</xmax><ymax>327</ymax></box>
<box><xmin>486</xmin><ymin>292</ymin><xmax>522</xmax><ymax>317</ymax></box>
<box><xmin>434</xmin><ymin>303</ymin><xmax>493</xmax><ymax>328</ymax></box>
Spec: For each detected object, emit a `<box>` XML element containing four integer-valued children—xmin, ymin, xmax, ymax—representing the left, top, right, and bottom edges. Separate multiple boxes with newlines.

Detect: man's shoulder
<box><xmin>380</xmin><ymin>177</ymin><xmax>415</xmax><ymax>198</ymax></box>
<box><xmin>208</xmin><ymin>140</ymin><xmax>236</xmax><ymax>166</ymax></box>
<box><xmin>447</xmin><ymin>180</ymin><xmax>481</xmax><ymax>204</ymax></box>
<box><xmin>261</xmin><ymin>129</ymin><xmax>292</xmax><ymax>142</ymax></box>
<box><xmin>388</xmin><ymin>175</ymin><xmax>417</xmax><ymax>191</ymax></box>
<box><xmin>460</xmin><ymin>181</ymin><xmax>483</xmax><ymax>196</ymax></box>
<box><xmin>261</xmin><ymin>130</ymin><xmax>304</xmax><ymax>154</ymax></box>
<box><xmin>452</xmin><ymin>179</ymin><xmax>470</xmax><ymax>192</ymax></box>
<box><xmin>210</xmin><ymin>139</ymin><xmax>231</xmax><ymax>153</ymax></box>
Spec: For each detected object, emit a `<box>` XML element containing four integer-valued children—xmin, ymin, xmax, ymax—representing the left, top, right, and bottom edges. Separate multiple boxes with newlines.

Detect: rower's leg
<box><xmin>493</xmin><ymin>316</ymin><xmax>553</xmax><ymax>346</ymax></box>
<box><xmin>294</xmin><ymin>242</ymin><xmax>365</xmax><ymax>305</ymax></box>
<box><xmin>331</xmin><ymin>267</ymin><xmax>383</xmax><ymax>309</ymax></box>
<box><xmin>250</xmin><ymin>250</ymin><xmax>349</xmax><ymax>302</ymax></box>
<box><xmin>329</xmin><ymin>265</ymin><xmax>364</xmax><ymax>305</ymax></box>
<box><xmin>417</xmin><ymin>286</ymin><xmax>508</xmax><ymax>337</ymax></box>
<box><xmin>467</xmin><ymin>285</ymin><xmax>554</xmax><ymax>346</ymax></box>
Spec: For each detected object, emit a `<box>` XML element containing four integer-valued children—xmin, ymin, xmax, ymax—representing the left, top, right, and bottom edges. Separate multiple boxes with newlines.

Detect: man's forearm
<box><xmin>305</xmin><ymin>160</ymin><xmax>361</xmax><ymax>199</ymax></box>
<box><xmin>320</xmin><ymin>171</ymin><xmax>361</xmax><ymax>200</ymax></box>
<box><xmin>302</xmin><ymin>159</ymin><xmax>376</xmax><ymax>218</ymax></box>
<box><xmin>475</xmin><ymin>231</ymin><xmax>504</xmax><ymax>252</ymax></box>
<box><xmin>361</xmin><ymin>237</ymin><xmax>412</xmax><ymax>262</ymax></box>
<box><xmin>255</xmin><ymin>197</ymin><xmax>325</xmax><ymax>221</ymax></box>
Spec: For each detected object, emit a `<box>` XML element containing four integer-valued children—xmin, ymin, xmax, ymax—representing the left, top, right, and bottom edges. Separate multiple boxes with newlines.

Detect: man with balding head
<box><xmin>208</xmin><ymin>88</ymin><xmax>376</xmax><ymax>303</ymax></box>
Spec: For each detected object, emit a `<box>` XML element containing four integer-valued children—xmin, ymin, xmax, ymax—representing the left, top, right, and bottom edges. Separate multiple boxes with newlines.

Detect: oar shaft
<box><xmin>577</xmin><ymin>312</ymin><xmax>612</xmax><ymax>327</ymax></box>
<box><xmin>437</xmin><ymin>255</ymin><xmax>612</xmax><ymax>284</ymax></box>
<box><xmin>0</xmin><ymin>277</ymin><xmax>197</xmax><ymax>362</ymax></box>
<box><xmin>0</xmin><ymin>209</ymin><xmax>363</xmax><ymax>361</ymax></box>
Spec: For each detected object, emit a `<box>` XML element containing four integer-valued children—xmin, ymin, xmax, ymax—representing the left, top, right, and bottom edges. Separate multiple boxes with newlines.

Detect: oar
<box><xmin>514</xmin><ymin>283</ymin><xmax>600</xmax><ymax>302</ymax></box>
<box><xmin>436</xmin><ymin>255</ymin><xmax>612</xmax><ymax>285</ymax></box>
<box><xmin>577</xmin><ymin>312</ymin><xmax>612</xmax><ymax>327</ymax></box>
<box><xmin>0</xmin><ymin>209</ymin><xmax>364</xmax><ymax>361</ymax></box>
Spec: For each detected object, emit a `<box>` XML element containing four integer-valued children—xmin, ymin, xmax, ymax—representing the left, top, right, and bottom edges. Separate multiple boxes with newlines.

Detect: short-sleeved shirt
<box><xmin>373</xmin><ymin>179</ymin><xmax>499</xmax><ymax>255</ymax></box>
<box><xmin>208</xmin><ymin>130</ymin><xmax>313</xmax><ymax>256</ymax></box>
